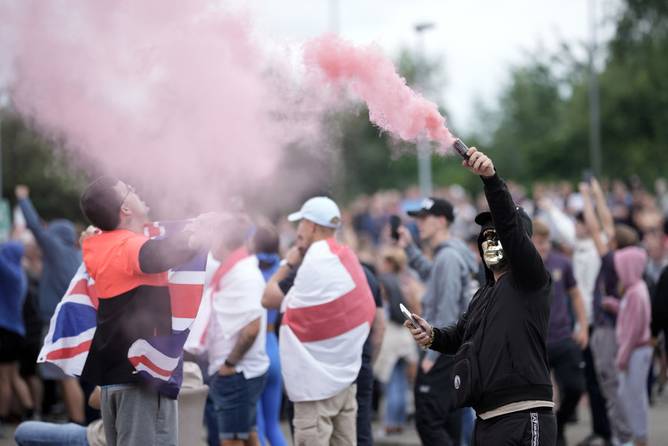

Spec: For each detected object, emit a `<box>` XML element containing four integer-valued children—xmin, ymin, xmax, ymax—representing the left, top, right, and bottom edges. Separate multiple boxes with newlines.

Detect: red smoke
<box><xmin>3</xmin><ymin>0</ymin><xmax>323</xmax><ymax>216</ymax></box>
<box><xmin>303</xmin><ymin>34</ymin><xmax>456</xmax><ymax>152</ymax></box>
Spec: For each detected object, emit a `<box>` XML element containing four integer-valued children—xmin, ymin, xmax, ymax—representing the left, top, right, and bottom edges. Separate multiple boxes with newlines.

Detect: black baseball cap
<box><xmin>407</xmin><ymin>197</ymin><xmax>455</xmax><ymax>223</ymax></box>
<box><xmin>475</xmin><ymin>207</ymin><xmax>533</xmax><ymax>237</ymax></box>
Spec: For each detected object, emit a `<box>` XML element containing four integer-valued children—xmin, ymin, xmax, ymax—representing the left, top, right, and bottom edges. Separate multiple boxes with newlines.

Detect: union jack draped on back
<box><xmin>38</xmin><ymin>221</ymin><xmax>207</xmax><ymax>396</ymax></box>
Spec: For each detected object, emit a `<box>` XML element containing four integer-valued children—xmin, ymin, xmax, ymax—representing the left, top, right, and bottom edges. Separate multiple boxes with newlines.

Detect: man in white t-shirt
<box><xmin>188</xmin><ymin>220</ymin><xmax>269</xmax><ymax>446</ymax></box>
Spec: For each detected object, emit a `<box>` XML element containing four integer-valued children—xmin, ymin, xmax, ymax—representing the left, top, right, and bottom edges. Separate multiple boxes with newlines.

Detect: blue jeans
<box><xmin>384</xmin><ymin>360</ymin><xmax>407</xmax><ymax>428</ymax></box>
<box><xmin>210</xmin><ymin>372</ymin><xmax>268</xmax><ymax>440</ymax></box>
<box><xmin>14</xmin><ymin>421</ymin><xmax>89</xmax><ymax>446</ymax></box>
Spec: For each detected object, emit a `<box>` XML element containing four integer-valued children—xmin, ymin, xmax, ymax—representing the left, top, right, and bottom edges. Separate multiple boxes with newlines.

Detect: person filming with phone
<box><xmin>405</xmin><ymin>147</ymin><xmax>557</xmax><ymax>445</ymax></box>
<box><xmin>395</xmin><ymin>194</ymin><xmax>478</xmax><ymax>445</ymax></box>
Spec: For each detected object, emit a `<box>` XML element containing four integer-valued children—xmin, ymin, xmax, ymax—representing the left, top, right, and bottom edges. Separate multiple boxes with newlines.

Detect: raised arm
<box><xmin>590</xmin><ymin>179</ymin><xmax>615</xmax><ymax>243</ymax></box>
<box><xmin>15</xmin><ymin>186</ymin><xmax>60</xmax><ymax>255</ymax></box>
<box><xmin>464</xmin><ymin>148</ymin><xmax>549</xmax><ymax>291</ymax></box>
<box><xmin>138</xmin><ymin>231</ymin><xmax>200</xmax><ymax>273</ymax></box>
<box><xmin>397</xmin><ymin>226</ymin><xmax>432</xmax><ymax>281</ymax></box>
<box><xmin>580</xmin><ymin>183</ymin><xmax>609</xmax><ymax>257</ymax></box>
<box><xmin>261</xmin><ymin>247</ymin><xmax>301</xmax><ymax>309</ymax></box>
<box><xmin>538</xmin><ymin>198</ymin><xmax>576</xmax><ymax>249</ymax></box>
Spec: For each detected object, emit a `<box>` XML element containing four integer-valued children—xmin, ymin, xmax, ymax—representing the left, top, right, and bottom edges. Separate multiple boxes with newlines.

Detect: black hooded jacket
<box><xmin>429</xmin><ymin>173</ymin><xmax>553</xmax><ymax>414</ymax></box>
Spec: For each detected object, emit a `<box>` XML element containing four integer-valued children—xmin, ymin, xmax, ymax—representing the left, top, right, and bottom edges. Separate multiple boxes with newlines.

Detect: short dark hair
<box><xmin>252</xmin><ymin>225</ymin><xmax>279</xmax><ymax>254</ymax></box>
<box><xmin>80</xmin><ymin>176</ymin><xmax>122</xmax><ymax>231</ymax></box>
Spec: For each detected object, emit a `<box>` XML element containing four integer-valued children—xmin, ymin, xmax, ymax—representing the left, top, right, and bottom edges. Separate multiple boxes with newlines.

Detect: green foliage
<box><xmin>1</xmin><ymin>112</ymin><xmax>88</xmax><ymax>222</ymax></box>
<box><xmin>468</xmin><ymin>0</ymin><xmax>668</xmax><ymax>188</ymax></box>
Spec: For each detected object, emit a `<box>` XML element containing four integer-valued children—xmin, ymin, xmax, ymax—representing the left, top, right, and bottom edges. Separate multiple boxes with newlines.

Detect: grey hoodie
<box><xmin>406</xmin><ymin>238</ymin><xmax>479</xmax><ymax>361</ymax></box>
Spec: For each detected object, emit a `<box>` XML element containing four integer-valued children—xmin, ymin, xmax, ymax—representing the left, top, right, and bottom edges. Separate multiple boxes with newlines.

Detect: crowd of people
<box><xmin>0</xmin><ymin>148</ymin><xmax>667</xmax><ymax>446</ymax></box>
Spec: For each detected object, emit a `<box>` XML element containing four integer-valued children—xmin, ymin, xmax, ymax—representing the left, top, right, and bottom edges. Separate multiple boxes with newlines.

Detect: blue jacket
<box><xmin>18</xmin><ymin>198</ymin><xmax>82</xmax><ymax>322</ymax></box>
<box><xmin>0</xmin><ymin>241</ymin><xmax>27</xmax><ymax>335</ymax></box>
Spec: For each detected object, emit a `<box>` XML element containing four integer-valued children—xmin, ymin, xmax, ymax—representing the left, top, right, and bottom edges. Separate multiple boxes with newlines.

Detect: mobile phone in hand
<box><xmin>582</xmin><ymin>169</ymin><xmax>594</xmax><ymax>184</ymax></box>
<box><xmin>390</xmin><ymin>215</ymin><xmax>401</xmax><ymax>241</ymax></box>
<box><xmin>400</xmin><ymin>303</ymin><xmax>418</xmax><ymax>329</ymax></box>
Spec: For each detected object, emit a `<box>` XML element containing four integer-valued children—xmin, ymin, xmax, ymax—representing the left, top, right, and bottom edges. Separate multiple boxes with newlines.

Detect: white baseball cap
<box><xmin>288</xmin><ymin>196</ymin><xmax>341</xmax><ymax>228</ymax></box>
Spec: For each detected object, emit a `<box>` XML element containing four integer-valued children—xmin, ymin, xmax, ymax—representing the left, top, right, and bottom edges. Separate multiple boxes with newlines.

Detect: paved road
<box><xmin>3</xmin><ymin>392</ymin><xmax>668</xmax><ymax>445</ymax></box>
<box><xmin>374</xmin><ymin>391</ymin><xmax>668</xmax><ymax>445</ymax></box>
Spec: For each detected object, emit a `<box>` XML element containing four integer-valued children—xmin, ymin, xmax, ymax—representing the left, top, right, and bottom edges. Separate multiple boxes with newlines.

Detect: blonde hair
<box><xmin>532</xmin><ymin>219</ymin><xmax>550</xmax><ymax>238</ymax></box>
<box><xmin>380</xmin><ymin>247</ymin><xmax>407</xmax><ymax>274</ymax></box>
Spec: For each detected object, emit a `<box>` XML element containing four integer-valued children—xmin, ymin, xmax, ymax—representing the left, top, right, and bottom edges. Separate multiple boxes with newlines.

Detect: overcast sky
<box><xmin>245</xmin><ymin>0</ymin><xmax>619</xmax><ymax>134</ymax></box>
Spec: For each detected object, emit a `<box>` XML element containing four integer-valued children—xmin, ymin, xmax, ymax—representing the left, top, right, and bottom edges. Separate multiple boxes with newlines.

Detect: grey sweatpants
<box><xmin>100</xmin><ymin>384</ymin><xmax>178</xmax><ymax>446</ymax></box>
<box><xmin>590</xmin><ymin>326</ymin><xmax>632</xmax><ymax>443</ymax></box>
<box><xmin>618</xmin><ymin>346</ymin><xmax>653</xmax><ymax>443</ymax></box>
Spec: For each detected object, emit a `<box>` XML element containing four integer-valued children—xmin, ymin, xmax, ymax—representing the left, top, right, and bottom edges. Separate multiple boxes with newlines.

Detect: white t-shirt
<box><xmin>573</xmin><ymin>238</ymin><xmax>601</xmax><ymax>324</ymax></box>
<box><xmin>206</xmin><ymin>255</ymin><xmax>269</xmax><ymax>379</ymax></box>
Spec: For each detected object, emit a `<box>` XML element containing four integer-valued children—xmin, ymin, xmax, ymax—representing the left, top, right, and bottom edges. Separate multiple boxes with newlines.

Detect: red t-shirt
<box><xmin>82</xmin><ymin>229</ymin><xmax>167</xmax><ymax>298</ymax></box>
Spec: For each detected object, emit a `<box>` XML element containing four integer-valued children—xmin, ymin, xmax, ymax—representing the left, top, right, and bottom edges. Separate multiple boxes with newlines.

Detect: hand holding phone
<box><xmin>400</xmin><ymin>303</ymin><xmax>418</xmax><ymax>328</ymax></box>
<box><xmin>390</xmin><ymin>215</ymin><xmax>401</xmax><ymax>241</ymax></box>
<box><xmin>401</xmin><ymin>304</ymin><xmax>434</xmax><ymax>349</ymax></box>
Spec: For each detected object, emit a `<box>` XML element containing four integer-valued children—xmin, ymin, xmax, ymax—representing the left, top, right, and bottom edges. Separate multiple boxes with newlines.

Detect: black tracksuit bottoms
<box><xmin>414</xmin><ymin>354</ymin><xmax>462</xmax><ymax>445</ymax></box>
<box><xmin>473</xmin><ymin>408</ymin><xmax>556</xmax><ymax>445</ymax></box>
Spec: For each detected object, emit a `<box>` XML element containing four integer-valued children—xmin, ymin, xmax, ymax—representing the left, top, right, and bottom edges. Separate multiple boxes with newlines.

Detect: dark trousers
<box><xmin>356</xmin><ymin>360</ymin><xmax>374</xmax><ymax>446</ymax></box>
<box><xmin>473</xmin><ymin>408</ymin><xmax>556</xmax><ymax>445</ymax></box>
<box><xmin>583</xmin><ymin>337</ymin><xmax>611</xmax><ymax>440</ymax></box>
<box><xmin>547</xmin><ymin>338</ymin><xmax>585</xmax><ymax>435</ymax></box>
<box><xmin>414</xmin><ymin>354</ymin><xmax>462</xmax><ymax>446</ymax></box>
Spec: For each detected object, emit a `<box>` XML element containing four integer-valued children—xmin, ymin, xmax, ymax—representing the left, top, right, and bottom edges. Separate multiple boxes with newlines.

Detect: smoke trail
<box><xmin>2</xmin><ymin>0</ymin><xmax>328</xmax><ymax>217</ymax></box>
<box><xmin>303</xmin><ymin>34</ymin><xmax>457</xmax><ymax>153</ymax></box>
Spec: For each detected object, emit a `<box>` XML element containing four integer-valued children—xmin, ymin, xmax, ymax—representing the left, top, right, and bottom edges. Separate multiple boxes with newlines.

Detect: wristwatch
<box><xmin>280</xmin><ymin>258</ymin><xmax>296</xmax><ymax>270</ymax></box>
<box><xmin>224</xmin><ymin>359</ymin><xmax>236</xmax><ymax>368</ymax></box>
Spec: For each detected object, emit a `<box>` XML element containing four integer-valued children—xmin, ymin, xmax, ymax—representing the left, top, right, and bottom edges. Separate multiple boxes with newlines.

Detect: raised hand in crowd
<box><xmin>15</xmin><ymin>184</ymin><xmax>30</xmax><ymax>200</ymax></box>
<box><xmin>462</xmin><ymin>147</ymin><xmax>495</xmax><ymax>177</ymax></box>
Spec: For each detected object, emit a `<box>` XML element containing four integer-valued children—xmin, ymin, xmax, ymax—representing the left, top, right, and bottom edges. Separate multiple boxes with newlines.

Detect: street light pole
<box><xmin>588</xmin><ymin>0</ymin><xmax>603</xmax><ymax>177</ymax></box>
<box><xmin>414</xmin><ymin>22</ymin><xmax>435</xmax><ymax>197</ymax></box>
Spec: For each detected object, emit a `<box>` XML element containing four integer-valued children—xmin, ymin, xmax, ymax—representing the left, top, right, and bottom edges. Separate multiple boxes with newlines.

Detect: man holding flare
<box><xmin>405</xmin><ymin>146</ymin><xmax>557</xmax><ymax>446</ymax></box>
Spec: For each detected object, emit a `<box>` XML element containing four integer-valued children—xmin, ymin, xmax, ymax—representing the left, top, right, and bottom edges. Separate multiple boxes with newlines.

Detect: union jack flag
<box><xmin>38</xmin><ymin>221</ymin><xmax>207</xmax><ymax>397</ymax></box>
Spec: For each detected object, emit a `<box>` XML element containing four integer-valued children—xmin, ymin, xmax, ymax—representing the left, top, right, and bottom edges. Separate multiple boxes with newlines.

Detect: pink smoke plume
<box><xmin>2</xmin><ymin>0</ymin><xmax>326</xmax><ymax>217</ymax></box>
<box><xmin>303</xmin><ymin>34</ymin><xmax>457</xmax><ymax>152</ymax></box>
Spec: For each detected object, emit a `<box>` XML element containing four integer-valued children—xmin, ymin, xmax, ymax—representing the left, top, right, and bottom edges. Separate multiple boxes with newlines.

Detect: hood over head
<box><xmin>47</xmin><ymin>219</ymin><xmax>77</xmax><ymax>247</ymax></box>
<box><xmin>475</xmin><ymin>207</ymin><xmax>532</xmax><ymax>283</ymax></box>
<box><xmin>614</xmin><ymin>246</ymin><xmax>647</xmax><ymax>289</ymax></box>
<box><xmin>0</xmin><ymin>241</ymin><xmax>25</xmax><ymax>268</ymax></box>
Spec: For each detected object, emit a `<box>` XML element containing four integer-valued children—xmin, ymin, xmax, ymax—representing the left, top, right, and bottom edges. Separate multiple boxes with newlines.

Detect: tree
<box><xmin>1</xmin><ymin>111</ymin><xmax>88</xmax><ymax>223</ymax></box>
<box><xmin>476</xmin><ymin>0</ymin><xmax>668</xmax><ymax>187</ymax></box>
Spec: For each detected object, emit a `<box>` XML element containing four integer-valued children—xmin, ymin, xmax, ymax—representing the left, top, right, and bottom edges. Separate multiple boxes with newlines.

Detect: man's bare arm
<box><xmin>370</xmin><ymin>308</ymin><xmax>386</xmax><ymax>365</ymax></box>
<box><xmin>226</xmin><ymin>318</ymin><xmax>261</xmax><ymax>366</ymax></box>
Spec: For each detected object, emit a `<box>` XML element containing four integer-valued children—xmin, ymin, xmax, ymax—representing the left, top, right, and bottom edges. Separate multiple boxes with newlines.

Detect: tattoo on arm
<box><xmin>226</xmin><ymin>318</ymin><xmax>261</xmax><ymax>365</ymax></box>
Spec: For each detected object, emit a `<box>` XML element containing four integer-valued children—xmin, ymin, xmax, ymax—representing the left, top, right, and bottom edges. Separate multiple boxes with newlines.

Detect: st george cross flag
<box><xmin>279</xmin><ymin>238</ymin><xmax>376</xmax><ymax>402</ymax></box>
<box><xmin>38</xmin><ymin>221</ymin><xmax>207</xmax><ymax>396</ymax></box>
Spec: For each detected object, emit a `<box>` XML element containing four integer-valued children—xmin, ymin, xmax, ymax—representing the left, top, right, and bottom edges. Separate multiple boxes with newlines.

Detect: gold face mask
<box><xmin>481</xmin><ymin>229</ymin><xmax>505</xmax><ymax>268</ymax></box>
